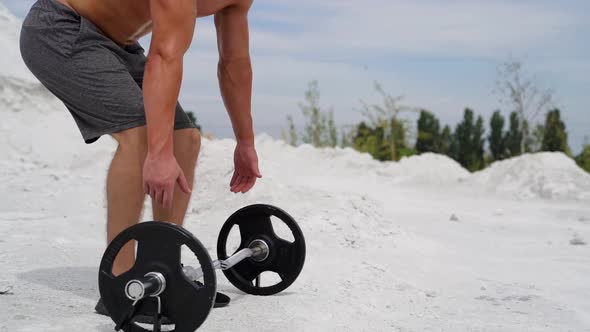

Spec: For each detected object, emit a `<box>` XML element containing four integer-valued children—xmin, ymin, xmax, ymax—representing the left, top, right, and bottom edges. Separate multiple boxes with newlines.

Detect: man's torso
<box><xmin>56</xmin><ymin>0</ymin><xmax>224</xmax><ymax>46</ymax></box>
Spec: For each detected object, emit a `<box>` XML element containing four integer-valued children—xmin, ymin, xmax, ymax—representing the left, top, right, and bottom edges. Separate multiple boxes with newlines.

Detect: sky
<box><xmin>5</xmin><ymin>0</ymin><xmax>590</xmax><ymax>153</ymax></box>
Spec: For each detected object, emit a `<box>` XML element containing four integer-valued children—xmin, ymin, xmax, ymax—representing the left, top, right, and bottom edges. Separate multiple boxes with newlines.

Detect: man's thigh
<box><xmin>21</xmin><ymin>1</ymin><xmax>196</xmax><ymax>144</ymax></box>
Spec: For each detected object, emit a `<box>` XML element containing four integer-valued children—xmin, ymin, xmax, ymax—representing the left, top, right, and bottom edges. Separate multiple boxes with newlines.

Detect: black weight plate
<box><xmin>217</xmin><ymin>205</ymin><xmax>306</xmax><ymax>296</ymax></box>
<box><xmin>99</xmin><ymin>222</ymin><xmax>216</xmax><ymax>332</ymax></box>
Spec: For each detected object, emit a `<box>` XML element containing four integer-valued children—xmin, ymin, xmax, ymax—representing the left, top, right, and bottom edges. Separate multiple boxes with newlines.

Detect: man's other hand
<box><xmin>230</xmin><ymin>142</ymin><xmax>262</xmax><ymax>193</ymax></box>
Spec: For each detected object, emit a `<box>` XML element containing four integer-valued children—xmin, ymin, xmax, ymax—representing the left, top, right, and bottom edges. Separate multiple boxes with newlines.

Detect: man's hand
<box><xmin>143</xmin><ymin>153</ymin><xmax>191</xmax><ymax>209</ymax></box>
<box><xmin>230</xmin><ymin>142</ymin><xmax>262</xmax><ymax>193</ymax></box>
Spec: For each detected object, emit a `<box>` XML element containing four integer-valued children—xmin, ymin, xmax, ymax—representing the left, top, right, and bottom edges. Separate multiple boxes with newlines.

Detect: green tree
<box><xmin>530</xmin><ymin>124</ymin><xmax>545</xmax><ymax>152</ymax></box>
<box><xmin>352</xmin><ymin>122</ymin><xmax>371</xmax><ymax>152</ymax></box>
<box><xmin>340</xmin><ymin>126</ymin><xmax>355</xmax><ymax>148</ymax></box>
<box><xmin>415</xmin><ymin>110</ymin><xmax>441</xmax><ymax>154</ymax></box>
<box><xmin>452</xmin><ymin>108</ymin><xmax>485</xmax><ymax>171</ymax></box>
<box><xmin>488</xmin><ymin>110</ymin><xmax>506</xmax><ymax>161</ymax></box>
<box><xmin>328</xmin><ymin>111</ymin><xmax>338</xmax><ymax>148</ymax></box>
<box><xmin>352</xmin><ymin>118</ymin><xmax>409</xmax><ymax>161</ymax></box>
<box><xmin>286</xmin><ymin>115</ymin><xmax>298</xmax><ymax>146</ymax></box>
<box><xmin>575</xmin><ymin>143</ymin><xmax>590</xmax><ymax>173</ymax></box>
<box><xmin>504</xmin><ymin>111</ymin><xmax>524</xmax><ymax>157</ymax></box>
<box><xmin>298</xmin><ymin>80</ymin><xmax>335</xmax><ymax>148</ymax></box>
<box><xmin>438</xmin><ymin>125</ymin><xmax>453</xmax><ymax>156</ymax></box>
<box><xmin>391</xmin><ymin>117</ymin><xmax>409</xmax><ymax>157</ymax></box>
<box><xmin>186</xmin><ymin>111</ymin><xmax>202</xmax><ymax>131</ymax></box>
<box><xmin>473</xmin><ymin>115</ymin><xmax>486</xmax><ymax>169</ymax></box>
<box><xmin>358</xmin><ymin>81</ymin><xmax>416</xmax><ymax>160</ymax></box>
<box><xmin>495</xmin><ymin>60</ymin><xmax>554</xmax><ymax>154</ymax></box>
<box><xmin>354</xmin><ymin>122</ymin><xmax>383</xmax><ymax>160</ymax></box>
<box><xmin>541</xmin><ymin>109</ymin><xmax>570</xmax><ymax>154</ymax></box>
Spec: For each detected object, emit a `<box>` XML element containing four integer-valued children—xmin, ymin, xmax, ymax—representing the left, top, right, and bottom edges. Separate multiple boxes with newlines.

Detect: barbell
<box><xmin>98</xmin><ymin>204</ymin><xmax>306</xmax><ymax>332</ymax></box>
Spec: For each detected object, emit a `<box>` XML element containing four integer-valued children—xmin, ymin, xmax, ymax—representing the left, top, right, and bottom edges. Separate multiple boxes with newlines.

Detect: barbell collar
<box><xmin>124</xmin><ymin>272</ymin><xmax>166</xmax><ymax>301</ymax></box>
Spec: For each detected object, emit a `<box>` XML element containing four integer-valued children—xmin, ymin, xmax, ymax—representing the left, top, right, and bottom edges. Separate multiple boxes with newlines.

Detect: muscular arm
<box><xmin>144</xmin><ymin>0</ymin><xmax>196</xmax><ymax>155</ymax></box>
<box><xmin>214</xmin><ymin>0</ymin><xmax>254</xmax><ymax>144</ymax></box>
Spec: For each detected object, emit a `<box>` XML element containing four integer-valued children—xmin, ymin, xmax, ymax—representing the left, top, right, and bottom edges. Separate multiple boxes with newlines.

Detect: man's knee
<box><xmin>110</xmin><ymin>126</ymin><xmax>148</xmax><ymax>153</ymax></box>
<box><xmin>175</xmin><ymin>128</ymin><xmax>201</xmax><ymax>157</ymax></box>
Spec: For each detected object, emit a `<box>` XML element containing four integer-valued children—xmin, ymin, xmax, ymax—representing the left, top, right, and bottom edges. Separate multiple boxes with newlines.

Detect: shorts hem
<box><xmin>82</xmin><ymin>120</ymin><xmax>198</xmax><ymax>144</ymax></box>
<box><xmin>174</xmin><ymin>121</ymin><xmax>198</xmax><ymax>131</ymax></box>
<box><xmin>82</xmin><ymin>119</ymin><xmax>147</xmax><ymax>144</ymax></box>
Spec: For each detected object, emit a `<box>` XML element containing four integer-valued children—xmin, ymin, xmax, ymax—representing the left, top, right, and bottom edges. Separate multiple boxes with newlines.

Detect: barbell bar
<box><xmin>123</xmin><ymin>239</ymin><xmax>270</xmax><ymax>302</ymax></box>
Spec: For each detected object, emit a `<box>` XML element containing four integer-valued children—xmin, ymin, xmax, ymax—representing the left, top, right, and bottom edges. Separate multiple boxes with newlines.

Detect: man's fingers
<box><xmin>239</xmin><ymin>177</ymin><xmax>254</xmax><ymax>193</ymax></box>
<box><xmin>147</xmin><ymin>183</ymin><xmax>174</xmax><ymax>208</ymax></box>
<box><xmin>241</xmin><ymin>177</ymin><xmax>256</xmax><ymax>193</ymax></box>
<box><xmin>235</xmin><ymin>175</ymin><xmax>249</xmax><ymax>193</ymax></box>
<box><xmin>230</xmin><ymin>170</ymin><xmax>260</xmax><ymax>193</ymax></box>
<box><xmin>177</xmin><ymin>169</ymin><xmax>192</xmax><ymax>195</ymax></box>
<box><xmin>230</xmin><ymin>175</ymin><xmax>242</xmax><ymax>192</ymax></box>
<box><xmin>233</xmin><ymin>176</ymin><xmax>244</xmax><ymax>193</ymax></box>
<box><xmin>230</xmin><ymin>171</ymin><xmax>239</xmax><ymax>187</ymax></box>
<box><xmin>231</xmin><ymin>175</ymin><xmax>245</xmax><ymax>193</ymax></box>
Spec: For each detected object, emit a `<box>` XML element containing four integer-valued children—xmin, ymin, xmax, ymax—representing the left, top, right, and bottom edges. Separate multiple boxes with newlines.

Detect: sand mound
<box><xmin>470</xmin><ymin>152</ymin><xmax>590</xmax><ymax>201</ymax></box>
<box><xmin>380</xmin><ymin>153</ymin><xmax>470</xmax><ymax>185</ymax></box>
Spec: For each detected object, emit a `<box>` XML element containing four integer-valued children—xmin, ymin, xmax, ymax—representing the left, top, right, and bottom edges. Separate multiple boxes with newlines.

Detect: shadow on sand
<box><xmin>17</xmin><ymin>266</ymin><xmax>99</xmax><ymax>300</ymax></box>
<box><xmin>17</xmin><ymin>266</ymin><xmax>296</xmax><ymax>314</ymax></box>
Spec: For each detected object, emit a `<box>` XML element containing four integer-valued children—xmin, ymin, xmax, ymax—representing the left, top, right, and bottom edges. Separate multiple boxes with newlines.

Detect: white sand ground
<box><xmin>1</xmin><ymin>2</ymin><xmax>590</xmax><ymax>331</ymax></box>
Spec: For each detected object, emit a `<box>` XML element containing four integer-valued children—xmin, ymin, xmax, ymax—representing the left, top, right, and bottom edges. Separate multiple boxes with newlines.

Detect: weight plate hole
<box><xmin>134</xmin><ymin>321</ymin><xmax>176</xmax><ymax>331</ymax></box>
<box><xmin>255</xmin><ymin>271</ymin><xmax>282</xmax><ymax>287</ymax></box>
<box><xmin>181</xmin><ymin>244</ymin><xmax>205</xmax><ymax>285</ymax></box>
<box><xmin>111</xmin><ymin>238</ymin><xmax>137</xmax><ymax>277</ymax></box>
<box><xmin>271</xmin><ymin>216</ymin><xmax>295</xmax><ymax>243</ymax></box>
<box><xmin>225</xmin><ymin>224</ymin><xmax>242</xmax><ymax>254</ymax></box>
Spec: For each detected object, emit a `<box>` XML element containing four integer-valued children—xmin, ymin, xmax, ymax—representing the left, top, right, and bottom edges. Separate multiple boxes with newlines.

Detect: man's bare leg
<box><xmin>152</xmin><ymin>128</ymin><xmax>201</xmax><ymax>225</ymax></box>
<box><xmin>107</xmin><ymin>126</ymin><xmax>148</xmax><ymax>276</ymax></box>
<box><xmin>104</xmin><ymin>127</ymin><xmax>199</xmax><ymax>275</ymax></box>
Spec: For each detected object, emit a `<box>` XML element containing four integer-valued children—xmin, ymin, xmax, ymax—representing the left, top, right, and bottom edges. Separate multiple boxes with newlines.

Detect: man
<box><xmin>20</xmin><ymin>0</ymin><xmax>261</xmax><ymax>319</ymax></box>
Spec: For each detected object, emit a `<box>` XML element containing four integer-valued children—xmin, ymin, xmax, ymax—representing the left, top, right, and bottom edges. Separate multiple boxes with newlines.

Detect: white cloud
<box><xmin>248</xmin><ymin>0</ymin><xmax>586</xmax><ymax>58</ymax></box>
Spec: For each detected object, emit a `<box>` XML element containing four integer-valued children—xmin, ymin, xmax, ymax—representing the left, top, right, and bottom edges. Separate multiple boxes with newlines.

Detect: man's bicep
<box><xmin>149</xmin><ymin>0</ymin><xmax>197</xmax><ymax>58</ymax></box>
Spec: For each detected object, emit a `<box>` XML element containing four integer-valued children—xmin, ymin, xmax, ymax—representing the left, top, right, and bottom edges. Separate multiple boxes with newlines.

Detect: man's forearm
<box><xmin>218</xmin><ymin>57</ymin><xmax>254</xmax><ymax>145</ymax></box>
<box><xmin>143</xmin><ymin>54</ymin><xmax>184</xmax><ymax>156</ymax></box>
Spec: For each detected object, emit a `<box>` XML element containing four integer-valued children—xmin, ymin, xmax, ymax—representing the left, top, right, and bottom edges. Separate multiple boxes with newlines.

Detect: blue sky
<box><xmin>6</xmin><ymin>0</ymin><xmax>590</xmax><ymax>153</ymax></box>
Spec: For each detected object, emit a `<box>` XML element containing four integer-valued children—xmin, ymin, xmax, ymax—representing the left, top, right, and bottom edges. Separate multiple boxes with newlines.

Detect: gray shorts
<box><xmin>19</xmin><ymin>0</ymin><xmax>197</xmax><ymax>144</ymax></box>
